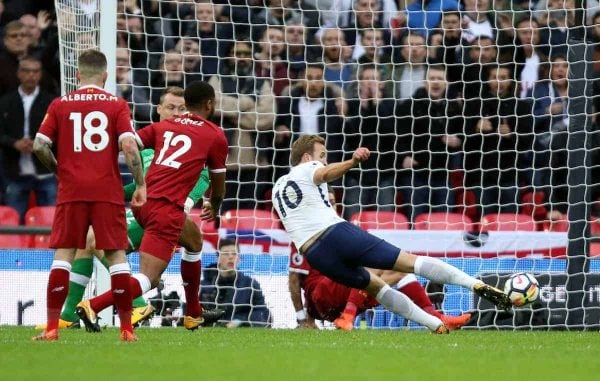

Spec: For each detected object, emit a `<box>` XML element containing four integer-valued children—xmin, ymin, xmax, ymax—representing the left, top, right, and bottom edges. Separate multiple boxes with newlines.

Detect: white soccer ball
<box><xmin>503</xmin><ymin>273</ymin><xmax>540</xmax><ymax>307</ymax></box>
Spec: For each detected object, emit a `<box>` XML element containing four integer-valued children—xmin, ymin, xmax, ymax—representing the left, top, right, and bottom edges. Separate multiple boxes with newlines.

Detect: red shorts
<box><xmin>50</xmin><ymin>202</ymin><xmax>127</xmax><ymax>250</ymax></box>
<box><xmin>133</xmin><ymin>198</ymin><xmax>185</xmax><ymax>262</ymax></box>
<box><xmin>305</xmin><ymin>274</ymin><xmax>378</xmax><ymax>321</ymax></box>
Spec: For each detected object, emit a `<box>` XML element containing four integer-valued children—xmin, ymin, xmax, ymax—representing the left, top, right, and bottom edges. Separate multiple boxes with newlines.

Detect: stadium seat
<box><xmin>520</xmin><ymin>191</ymin><xmax>548</xmax><ymax>221</ymax></box>
<box><xmin>413</xmin><ymin>212</ymin><xmax>474</xmax><ymax>231</ymax></box>
<box><xmin>24</xmin><ymin>206</ymin><xmax>56</xmax><ymax>249</ymax></box>
<box><xmin>454</xmin><ymin>189</ymin><xmax>478</xmax><ymax>221</ymax></box>
<box><xmin>0</xmin><ymin>206</ymin><xmax>27</xmax><ymax>248</ymax></box>
<box><xmin>590</xmin><ymin>218</ymin><xmax>600</xmax><ymax>236</ymax></box>
<box><xmin>0</xmin><ymin>206</ymin><xmax>19</xmax><ymax>225</ymax></box>
<box><xmin>542</xmin><ymin>218</ymin><xmax>569</xmax><ymax>232</ymax></box>
<box><xmin>350</xmin><ymin>211</ymin><xmax>409</xmax><ymax>230</ymax></box>
<box><xmin>480</xmin><ymin>213</ymin><xmax>537</xmax><ymax>232</ymax></box>
<box><xmin>220</xmin><ymin>209</ymin><xmax>281</xmax><ymax>230</ymax></box>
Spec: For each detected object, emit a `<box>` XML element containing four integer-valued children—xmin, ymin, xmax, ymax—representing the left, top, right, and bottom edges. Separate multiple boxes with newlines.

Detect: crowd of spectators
<box><xmin>2</xmin><ymin>0</ymin><xmax>600</xmax><ymax>226</ymax></box>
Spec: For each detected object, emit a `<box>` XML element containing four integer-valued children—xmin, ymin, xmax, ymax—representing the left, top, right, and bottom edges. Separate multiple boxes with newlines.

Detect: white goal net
<box><xmin>46</xmin><ymin>0</ymin><xmax>600</xmax><ymax>330</ymax></box>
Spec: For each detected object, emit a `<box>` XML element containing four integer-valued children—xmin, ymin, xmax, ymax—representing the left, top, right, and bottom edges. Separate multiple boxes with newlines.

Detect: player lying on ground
<box><xmin>35</xmin><ymin>87</ymin><xmax>223</xmax><ymax>330</ymax></box>
<box><xmin>289</xmin><ymin>190</ymin><xmax>471</xmax><ymax>331</ymax></box>
<box><xmin>273</xmin><ymin>135</ymin><xmax>512</xmax><ymax>334</ymax></box>
<box><xmin>76</xmin><ymin>81</ymin><xmax>228</xmax><ymax>337</ymax></box>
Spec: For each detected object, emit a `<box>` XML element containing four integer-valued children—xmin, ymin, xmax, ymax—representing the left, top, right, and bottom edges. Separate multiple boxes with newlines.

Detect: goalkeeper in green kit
<box><xmin>36</xmin><ymin>87</ymin><xmax>223</xmax><ymax>330</ymax></box>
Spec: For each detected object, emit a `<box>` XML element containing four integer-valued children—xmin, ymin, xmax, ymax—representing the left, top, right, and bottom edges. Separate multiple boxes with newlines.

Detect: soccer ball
<box><xmin>503</xmin><ymin>273</ymin><xmax>540</xmax><ymax>307</ymax></box>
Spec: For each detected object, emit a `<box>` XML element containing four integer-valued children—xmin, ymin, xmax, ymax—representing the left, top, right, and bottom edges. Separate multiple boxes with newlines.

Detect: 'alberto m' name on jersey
<box><xmin>36</xmin><ymin>85</ymin><xmax>136</xmax><ymax>205</ymax></box>
<box><xmin>137</xmin><ymin>113</ymin><xmax>228</xmax><ymax>207</ymax></box>
<box><xmin>272</xmin><ymin>161</ymin><xmax>344</xmax><ymax>249</ymax></box>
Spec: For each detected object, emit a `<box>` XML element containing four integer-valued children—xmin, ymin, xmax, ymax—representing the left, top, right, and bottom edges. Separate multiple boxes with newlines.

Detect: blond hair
<box><xmin>77</xmin><ymin>49</ymin><xmax>107</xmax><ymax>79</ymax></box>
<box><xmin>290</xmin><ymin>135</ymin><xmax>325</xmax><ymax>166</ymax></box>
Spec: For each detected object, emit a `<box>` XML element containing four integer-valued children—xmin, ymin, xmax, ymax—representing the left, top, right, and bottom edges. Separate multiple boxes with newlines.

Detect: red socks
<box><xmin>398</xmin><ymin>280</ymin><xmax>442</xmax><ymax>318</ymax></box>
<box><xmin>90</xmin><ymin>276</ymin><xmax>143</xmax><ymax>313</ymax></box>
<box><xmin>46</xmin><ymin>262</ymin><xmax>71</xmax><ymax>331</ymax></box>
<box><xmin>342</xmin><ymin>289</ymin><xmax>369</xmax><ymax>319</ymax></box>
<box><xmin>180</xmin><ymin>253</ymin><xmax>202</xmax><ymax>318</ymax></box>
<box><xmin>111</xmin><ymin>272</ymin><xmax>133</xmax><ymax>332</ymax></box>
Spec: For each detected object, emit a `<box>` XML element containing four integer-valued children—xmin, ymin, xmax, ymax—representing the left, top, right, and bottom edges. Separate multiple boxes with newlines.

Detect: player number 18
<box><xmin>70</xmin><ymin>111</ymin><xmax>109</xmax><ymax>152</ymax></box>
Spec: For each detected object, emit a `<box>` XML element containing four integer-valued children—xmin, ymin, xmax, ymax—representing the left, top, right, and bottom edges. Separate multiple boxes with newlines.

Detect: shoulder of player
<box><xmin>294</xmin><ymin>161</ymin><xmax>322</xmax><ymax>172</ymax></box>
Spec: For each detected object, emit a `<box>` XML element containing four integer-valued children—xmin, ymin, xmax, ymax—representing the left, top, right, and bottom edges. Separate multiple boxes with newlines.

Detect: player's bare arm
<box><xmin>201</xmin><ymin>171</ymin><xmax>225</xmax><ymax>220</ymax></box>
<box><xmin>32</xmin><ymin>137</ymin><xmax>58</xmax><ymax>174</ymax></box>
<box><xmin>312</xmin><ymin>147</ymin><xmax>370</xmax><ymax>185</ymax></box>
<box><xmin>121</xmin><ymin>136</ymin><xmax>146</xmax><ymax>206</ymax></box>
<box><xmin>288</xmin><ymin>271</ymin><xmax>316</xmax><ymax>329</ymax></box>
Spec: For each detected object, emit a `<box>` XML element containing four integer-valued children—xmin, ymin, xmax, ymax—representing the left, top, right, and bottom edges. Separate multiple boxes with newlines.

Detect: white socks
<box><xmin>414</xmin><ymin>256</ymin><xmax>478</xmax><ymax>290</ymax></box>
<box><xmin>376</xmin><ymin>284</ymin><xmax>443</xmax><ymax>331</ymax></box>
<box><xmin>108</xmin><ymin>262</ymin><xmax>131</xmax><ymax>276</ymax></box>
<box><xmin>51</xmin><ymin>260</ymin><xmax>71</xmax><ymax>272</ymax></box>
<box><xmin>181</xmin><ymin>249</ymin><xmax>201</xmax><ymax>262</ymax></box>
<box><xmin>132</xmin><ymin>273</ymin><xmax>152</xmax><ymax>293</ymax></box>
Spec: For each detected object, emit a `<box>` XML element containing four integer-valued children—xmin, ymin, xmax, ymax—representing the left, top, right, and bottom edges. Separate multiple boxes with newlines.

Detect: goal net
<box><xmin>44</xmin><ymin>0</ymin><xmax>600</xmax><ymax>330</ymax></box>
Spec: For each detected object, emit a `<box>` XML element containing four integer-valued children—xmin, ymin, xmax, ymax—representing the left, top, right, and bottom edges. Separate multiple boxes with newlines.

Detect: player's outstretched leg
<box><xmin>406</xmin><ymin>255</ymin><xmax>512</xmax><ymax>311</ymax></box>
<box><xmin>375</xmin><ymin>284</ymin><xmax>449</xmax><ymax>333</ymax></box>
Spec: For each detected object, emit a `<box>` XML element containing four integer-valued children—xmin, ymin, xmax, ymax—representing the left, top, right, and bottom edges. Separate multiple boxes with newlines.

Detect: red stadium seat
<box><xmin>0</xmin><ymin>206</ymin><xmax>19</xmax><ymax>225</ymax></box>
<box><xmin>220</xmin><ymin>209</ymin><xmax>281</xmax><ymax>230</ymax></box>
<box><xmin>520</xmin><ymin>191</ymin><xmax>547</xmax><ymax>221</ymax></box>
<box><xmin>542</xmin><ymin>218</ymin><xmax>569</xmax><ymax>232</ymax></box>
<box><xmin>590</xmin><ymin>218</ymin><xmax>600</xmax><ymax>236</ymax></box>
<box><xmin>480</xmin><ymin>213</ymin><xmax>537</xmax><ymax>232</ymax></box>
<box><xmin>24</xmin><ymin>206</ymin><xmax>56</xmax><ymax>249</ymax></box>
<box><xmin>0</xmin><ymin>206</ymin><xmax>27</xmax><ymax>248</ymax></box>
<box><xmin>414</xmin><ymin>212</ymin><xmax>474</xmax><ymax>231</ymax></box>
<box><xmin>350</xmin><ymin>211</ymin><xmax>409</xmax><ymax>230</ymax></box>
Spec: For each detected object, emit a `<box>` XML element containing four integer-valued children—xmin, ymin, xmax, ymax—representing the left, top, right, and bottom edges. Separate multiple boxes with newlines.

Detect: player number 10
<box><xmin>70</xmin><ymin>111</ymin><xmax>109</xmax><ymax>152</ymax></box>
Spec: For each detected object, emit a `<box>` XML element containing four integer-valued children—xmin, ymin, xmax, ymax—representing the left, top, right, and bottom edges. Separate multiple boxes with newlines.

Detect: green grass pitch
<box><xmin>2</xmin><ymin>326</ymin><xmax>599</xmax><ymax>381</ymax></box>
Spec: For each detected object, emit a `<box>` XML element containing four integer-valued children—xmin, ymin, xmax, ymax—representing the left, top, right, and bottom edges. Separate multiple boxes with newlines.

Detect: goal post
<box><xmin>565</xmin><ymin>0</ymin><xmax>593</xmax><ymax>328</ymax></box>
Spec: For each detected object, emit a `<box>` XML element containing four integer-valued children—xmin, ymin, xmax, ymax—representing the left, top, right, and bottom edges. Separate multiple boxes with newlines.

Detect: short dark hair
<box><xmin>18</xmin><ymin>55</ymin><xmax>42</xmax><ymax>69</ymax></box>
<box><xmin>159</xmin><ymin>86</ymin><xmax>185</xmax><ymax>104</ymax></box>
<box><xmin>427</xmin><ymin>64</ymin><xmax>447</xmax><ymax>73</ymax></box>
<box><xmin>218</xmin><ymin>238</ymin><xmax>238</xmax><ymax>252</ymax></box>
<box><xmin>78</xmin><ymin>49</ymin><xmax>107</xmax><ymax>78</ymax></box>
<box><xmin>442</xmin><ymin>11</ymin><xmax>461</xmax><ymax>20</ymax></box>
<box><xmin>290</xmin><ymin>135</ymin><xmax>325</xmax><ymax>166</ymax></box>
<box><xmin>358</xmin><ymin>63</ymin><xmax>377</xmax><ymax>79</ymax></box>
<box><xmin>304</xmin><ymin>62</ymin><xmax>324</xmax><ymax>75</ymax></box>
<box><xmin>184</xmin><ymin>81</ymin><xmax>215</xmax><ymax>108</ymax></box>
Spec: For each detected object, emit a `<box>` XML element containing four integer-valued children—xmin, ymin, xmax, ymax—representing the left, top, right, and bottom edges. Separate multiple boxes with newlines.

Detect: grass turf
<box><xmin>1</xmin><ymin>326</ymin><xmax>599</xmax><ymax>381</ymax></box>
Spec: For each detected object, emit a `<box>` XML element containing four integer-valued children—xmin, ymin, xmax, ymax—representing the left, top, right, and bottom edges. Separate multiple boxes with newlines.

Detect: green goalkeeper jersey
<box><xmin>123</xmin><ymin>148</ymin><xmax>210</xmax><ymax>251</ymax></box>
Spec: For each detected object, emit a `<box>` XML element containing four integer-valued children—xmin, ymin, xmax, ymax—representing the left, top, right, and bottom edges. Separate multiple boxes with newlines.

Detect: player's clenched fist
<box><xmin>352</xmin><ymin>147</ymin><xmax>370</xmax><ymax>165</ymax></box>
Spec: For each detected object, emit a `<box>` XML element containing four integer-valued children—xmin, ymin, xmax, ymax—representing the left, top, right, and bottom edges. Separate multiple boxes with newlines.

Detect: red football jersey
<box><xmin>36</xmin><ymin>85</ymin><xmax>136</xmax><ymax>205</ymax></box>
<box><xmin>289</xmin><ymin>249</ymin><xmax>323</xmax><ymax>294</ymax></box>
<box><xmin>137</xmin><ymin>113</ymin><xmax>227</xmax><ymax>206</ymax></box>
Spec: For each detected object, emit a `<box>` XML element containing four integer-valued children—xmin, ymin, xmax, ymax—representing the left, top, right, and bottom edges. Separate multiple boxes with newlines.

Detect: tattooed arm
<box><xmin>33</xmin><ymin>137</ymin><xmax>58</xmax><ymax>174</ymax></box>
<box><xmin>121</xmin><ymin>136</ymin><xmax>146</xmax><ymax>207</ymax></box>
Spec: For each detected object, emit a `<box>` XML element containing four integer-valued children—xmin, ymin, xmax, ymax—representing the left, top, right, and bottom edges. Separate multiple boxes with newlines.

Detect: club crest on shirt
<box><xmin>291</xmin><ymin>252</ymin><xmax>304</xmax><ymax>266</ymax></box>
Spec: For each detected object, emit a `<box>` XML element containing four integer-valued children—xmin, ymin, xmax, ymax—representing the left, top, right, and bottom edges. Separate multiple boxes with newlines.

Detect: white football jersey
<box><xmin>272</xmin><ymin>161</ymin><xmax>344</xmax><ymax>249</ymax></box>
